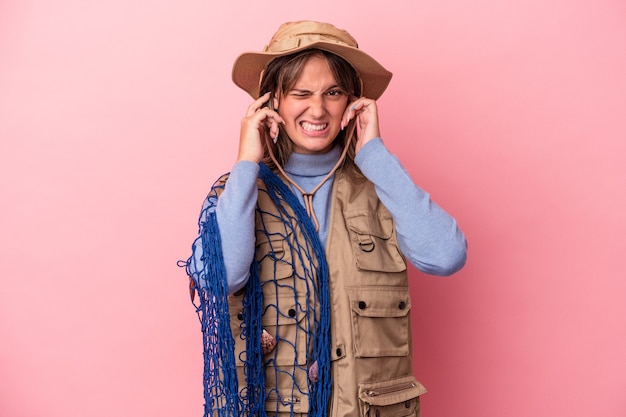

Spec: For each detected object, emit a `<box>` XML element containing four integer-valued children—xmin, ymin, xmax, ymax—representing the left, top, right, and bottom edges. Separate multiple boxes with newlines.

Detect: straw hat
<box><xmin>232</xmin><ymin>21</ymin><xmax>392</xmax><ymax>100</ymax></box>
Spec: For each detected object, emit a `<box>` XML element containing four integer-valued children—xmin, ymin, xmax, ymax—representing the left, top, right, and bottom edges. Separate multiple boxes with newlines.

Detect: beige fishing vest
<box><xmin>226</xmin><ymin>168</ymin><xmax>426</xmax><ymax>417</ymax></box>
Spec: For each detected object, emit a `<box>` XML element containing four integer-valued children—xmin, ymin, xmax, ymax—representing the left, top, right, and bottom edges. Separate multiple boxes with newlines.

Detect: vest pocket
<box><xmin>347</xmin><ymin>286</ymin><xmax>411</xmax><ymax>358</ymax></box>
<box><xmin>262</xmin><ymin>299</ymin><xmax>311</xmax><ymax>416</ymax></box>
<box><xmin>358</xmin><ymin>375</ymin><xmax>427</xmax><ymax>417</ymax></box>
<box><xmin>261</xmin><ymin>294</ymin><xmax>309</xmax><ymax>366</ymax></box>
<box><xmin>229</xmin><ymin>293</ymin><xmax>309</xmax><ymax>367</ymax></box>
<box><xmin>345</xmin><ymin>210</ymin><xmax>406</xmax><ymax>273</ymax></box>
<box><xmin>230</xmin><ymin>293</ymin><xmax>311</xmax><ymax>415</ymax></box>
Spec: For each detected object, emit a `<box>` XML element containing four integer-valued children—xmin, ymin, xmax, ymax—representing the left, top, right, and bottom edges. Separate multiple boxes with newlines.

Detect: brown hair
<box><xmin>258</xmin><ymin>49</ymin><xmax>363</xmax><ymax>175</ymax></box>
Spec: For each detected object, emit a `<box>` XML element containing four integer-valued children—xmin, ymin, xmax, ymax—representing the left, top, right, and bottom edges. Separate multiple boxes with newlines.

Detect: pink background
<box><xmin>1</xmin><ymin>1</ymin><xmax>625</xmax><ymax>416</ymax></box>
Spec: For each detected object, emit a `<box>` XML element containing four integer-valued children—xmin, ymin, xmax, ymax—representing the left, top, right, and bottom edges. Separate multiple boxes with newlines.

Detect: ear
<box><xmin>272</xmin><ymin>96</ymin><xmax>279</xmax><ymax>111</ymax></box>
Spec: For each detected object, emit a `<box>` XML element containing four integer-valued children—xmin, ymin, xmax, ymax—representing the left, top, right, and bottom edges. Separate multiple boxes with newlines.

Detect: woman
<box><xmin>185</xmin><ymin>21</ymin><xmax>467</xmax><ymax>417</ymax></box>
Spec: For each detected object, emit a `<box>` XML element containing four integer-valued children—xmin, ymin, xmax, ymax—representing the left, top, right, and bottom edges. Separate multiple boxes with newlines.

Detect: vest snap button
<box><xmin>288</xmin><ymin>308</ymin><xmax>296</xmax><ymax>317</ymax></box>
<box><xmin>237</xmin><ymin>313</ymin><xmax>243</xmax><ymax>321</ymax></box>
<box><xmin>336</xmin><ymin>347</ymin><xmax>342</xmax><ymax>357</ymax></box>
<box><xmin>398</xmin><ymin>301</ymin><xmax>406</xmax><ymax>310</ymax></box>
<box><xmin>358</xmin><ymin>301</ymin><xmax>367</xmax><ymax>309</ymax></box>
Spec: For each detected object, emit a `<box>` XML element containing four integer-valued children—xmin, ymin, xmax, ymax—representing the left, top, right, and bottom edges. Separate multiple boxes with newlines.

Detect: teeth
<box><xmin>301</xmin><ymin>122</ymin><xmax>327</xmax><ymax>132</ymax></box>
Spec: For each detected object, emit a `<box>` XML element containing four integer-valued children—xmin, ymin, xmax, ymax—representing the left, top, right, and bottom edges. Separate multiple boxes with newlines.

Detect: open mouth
<box><xmin>300</xmin><ymin>122</ymin><xmax>328</xmax><ymax>132</ymax></box>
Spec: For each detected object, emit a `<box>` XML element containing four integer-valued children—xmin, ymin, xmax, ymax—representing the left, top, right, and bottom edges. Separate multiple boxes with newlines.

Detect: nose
<box><xmin>307</xmin><ymin>94</ymin><xmax>326</xmax><ymax>118</ymax></box>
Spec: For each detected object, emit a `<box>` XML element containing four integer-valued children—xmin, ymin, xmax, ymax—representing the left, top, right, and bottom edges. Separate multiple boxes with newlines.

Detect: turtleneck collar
<box><xmin>283</xmin><ymin>145</ymin><xmax>342</xmax><ymax>177</ymax></box>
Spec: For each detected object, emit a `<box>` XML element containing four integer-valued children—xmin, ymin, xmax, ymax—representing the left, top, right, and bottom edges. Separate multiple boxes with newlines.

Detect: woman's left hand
<box><xmin>341</xmin><ymin>97</ymin><xmax>380</xmax><ymax>153</ymax></box>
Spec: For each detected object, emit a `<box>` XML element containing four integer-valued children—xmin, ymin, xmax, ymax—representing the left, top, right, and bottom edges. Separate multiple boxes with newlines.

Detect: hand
<box><xmin>237</xmin><ymin>92</ymin><xmax>284</xmax><ymax>163</ymax></box>
<box><xmin>341</xmin><ymin>97</ymin><xmax>381</xmax><ymax>154</ymax></box>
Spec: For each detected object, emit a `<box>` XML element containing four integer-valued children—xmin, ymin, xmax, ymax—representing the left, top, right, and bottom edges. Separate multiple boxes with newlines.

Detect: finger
<box><xmin>244</xmin><ymin>108</ymin><xmax>283</xmax><ymax>133</ymax></box>
<box><xmin>342</xmin><ymin>98</ymin><xmax>361</xmax><ymax>129</ymax></box>
<box><xmin>264</xmin><ymin>112</ymin><xmax>284</xmax><ymax>135</ymax></box>
<box><xmin>259</xmin><ymin>109</ymin><xmax>284</xmax><ymax>125</ymax></box>
<box><xmin>351</xmin><ymin>98</ymin><xmax>374</xmax><ymax>112</ymax></box>
<box><xmin>245</xmin><ymin>92</ymin><xmax>272</xmax><ymax>117</ymax></box>
<box><xmin>347</xmin><ymin>98</ymin><xmax>376</xmax><ymax>119</ymax></box>
<box><xmin>268</xmin><ymin>119</ymin><xmax>279</xmax><ymax>141</ymax></box>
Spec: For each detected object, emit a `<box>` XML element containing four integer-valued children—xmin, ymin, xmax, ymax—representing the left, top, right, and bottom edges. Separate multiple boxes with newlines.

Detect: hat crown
<box><xmin>264</xmin><ymin>21</ymin><xmax>358</xmax><ymax>54</ymax></box>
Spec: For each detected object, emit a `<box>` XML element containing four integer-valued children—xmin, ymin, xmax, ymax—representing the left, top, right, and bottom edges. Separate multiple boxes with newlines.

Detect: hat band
<box><xmin>265</xmin><ymin>34</ymin><xmax>356</xmax><ymax>53</ymax></box>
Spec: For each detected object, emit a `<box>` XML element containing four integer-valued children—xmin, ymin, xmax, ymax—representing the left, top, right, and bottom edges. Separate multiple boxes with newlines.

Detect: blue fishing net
<box><xmin>184</xmin><ymin>163</ymin><xmax>331</xmax><ymax>417</ymax></box>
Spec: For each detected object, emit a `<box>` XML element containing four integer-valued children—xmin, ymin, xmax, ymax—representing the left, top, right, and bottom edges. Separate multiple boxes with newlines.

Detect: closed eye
<box><xmin>287</xmin><ymin>88</ymin><xmax>347</xmax><ymax>99</ymax></box>
<box><xmin>289</xmin><ymin>89</ymin><xmax>312</xmax><ymax>98</ymax></box>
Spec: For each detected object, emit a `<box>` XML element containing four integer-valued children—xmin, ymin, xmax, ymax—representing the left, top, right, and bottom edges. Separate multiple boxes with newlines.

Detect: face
<box><xmin>274</xmin><ymin>55</ymin><xmax>349</xmax><ymax>154</ymax></box>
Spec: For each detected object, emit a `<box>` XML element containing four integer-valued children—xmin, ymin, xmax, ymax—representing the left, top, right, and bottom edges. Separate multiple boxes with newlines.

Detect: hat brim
<box><xmin>232</xmin><ymin>40</ymin><xmax>392</xmax><ymax>100</ymax></box>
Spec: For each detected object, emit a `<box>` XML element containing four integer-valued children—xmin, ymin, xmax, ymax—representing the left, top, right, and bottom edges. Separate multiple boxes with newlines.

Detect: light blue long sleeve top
<box><xmin>205</xmin><ymin>138</ymin><xmax>467</xmax><ymax>294</ymax></box>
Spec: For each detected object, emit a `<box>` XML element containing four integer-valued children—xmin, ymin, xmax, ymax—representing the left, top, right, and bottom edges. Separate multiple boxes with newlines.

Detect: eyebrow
<box><xmin>290</xmin><ymin>84</ymin><xmax>342</xmax><ymax>93</ymax></box>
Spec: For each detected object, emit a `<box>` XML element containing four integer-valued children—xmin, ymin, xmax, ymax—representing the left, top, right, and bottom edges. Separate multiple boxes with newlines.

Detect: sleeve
<box><xmin>187</xmin><ymin>161</ymin><xmax>259</xmax><ymax>295</ymax></box>
<box><xmin>354</xmin><ymin>138</ymin><xmax>467</xmax><ymax>276</ymax></box>
<box><xmin>215</xmin><ymin>161</ymin><xmax>259</xmax><ymax>293</ymax></box>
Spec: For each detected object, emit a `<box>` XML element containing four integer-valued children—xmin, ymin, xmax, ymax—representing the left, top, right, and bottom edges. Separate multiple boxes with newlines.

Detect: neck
<box><xmin>284</xmin><ymin>146</ymin><xmax>342</xmax><ymax>177</ymax></box>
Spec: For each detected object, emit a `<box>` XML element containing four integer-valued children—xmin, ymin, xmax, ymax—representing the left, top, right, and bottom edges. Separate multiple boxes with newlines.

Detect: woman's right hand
<box><xmin>237</xmin><ymin>92</ymin><xmax>284</xmax><ymax>163</ymax></box>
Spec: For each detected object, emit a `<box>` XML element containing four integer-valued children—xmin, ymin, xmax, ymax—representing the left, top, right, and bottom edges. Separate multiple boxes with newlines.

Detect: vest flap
<box><xmin>255</xmin><ymin>230</ymin><xmax>291</xmax><ymax>261</ymax></box>
<box><xmin>347</xmin><ymin>286</ymin><xmax>411</xmax><ymax>318</ymax></box>
<box><xmin>261</xmin><ymin>294</ymin><xmax>307</xmax><ymax>326</ymax></box>
<box><xmin>345</xmin><ymin>209</ymin><xmax>394</xmax><ymax>239</ymax></box>
<box><xmin>255</xmin><ymin>233</ymin><xmax>294</xmax><ymax>280</ymax></box>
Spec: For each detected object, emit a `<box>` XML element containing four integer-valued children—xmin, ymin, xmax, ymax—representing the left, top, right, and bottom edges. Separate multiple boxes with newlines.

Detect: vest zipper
<box><xmin>265</xmin><ymin>393</ymin><xmax>301</xmax><ymax>405</ymax></box>
<box><xmin>365</xmin><ymin>381</ymin><xmax>417</xmax><ymax>398</ymax></box>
